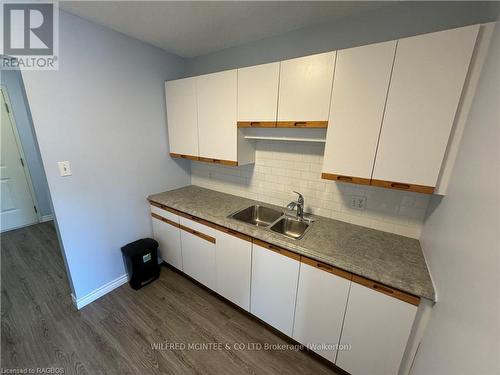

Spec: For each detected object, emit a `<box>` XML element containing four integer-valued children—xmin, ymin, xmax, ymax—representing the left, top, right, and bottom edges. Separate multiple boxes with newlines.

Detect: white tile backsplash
<box><xmin>191</xmin><ymin>141</ymin><xmax>430</xmax><ymax>238</ymax></box>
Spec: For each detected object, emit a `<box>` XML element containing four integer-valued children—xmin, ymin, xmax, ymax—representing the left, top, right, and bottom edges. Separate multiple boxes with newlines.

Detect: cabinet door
<box><xmin>336</xmin><ymin>282</ymin><xmax>417</xmax><ymax>375</ymax></box>
<box><xmin>250</xmin><ymin>243</ymin><xmax>300</xmax><ymax>336</ymax></box>
<box><xmin>322</xmin><ymin>41</ymin><xmax>396</xmax><ymax>182</ymax></box>
<box><xmin>181</xmin><ymin>230</ymin><xmax>216</xmax><ymax>290</ymax></box>
<box><xmin>237</xmin><ymin>62</ymin><xmax>279</xmax><ymax>124</ymax></box>
<box><xmin>277</xmin><ymin>51</ymin><xmax>336</xmax><ymax>123</ymax></box>
<box><xmin>372</xmin><ymin>25</ymin><xmax>479</xmax><ymax>188</ymax></box>
<box><xmin>292</xmin><ymin>260</ymin><xmax>351</xmax><ymax>363</ymax></box>
<box><xmin>197</xmin><ymin>70</ymin><xmax>237</xmax><ymax>161</ymax></box>
<box><xmin>165</xmin><ymin>77</ymin><xmax>198</xmax><ymax>157</ymax></box>
<box><xmin>215</xmin><ymin>229</ymin><xmax>252</xmax><ymax>310</ymax></box>
<box><xmin>152</xmin><ymin>216</ymin><xmax>182</xmax><ymax>270</ymax></box>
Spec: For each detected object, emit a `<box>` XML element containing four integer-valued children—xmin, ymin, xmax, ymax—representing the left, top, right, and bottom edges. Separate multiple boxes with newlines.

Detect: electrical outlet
<box><xmin>350</xmin><ymin>195</ymin><xmax>366</xmax><ymax>210</ymax></box>
<box><xmin>57</xmin><ymin>161</ymin><xmax>72</xmax><ymax>177</ymax></box>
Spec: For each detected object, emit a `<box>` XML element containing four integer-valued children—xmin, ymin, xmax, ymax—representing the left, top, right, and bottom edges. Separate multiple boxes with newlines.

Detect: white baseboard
<box><xmin>71</xmin><ymin>273</ymin><xmax>129</xmax><ymax>310</ymax></box>
<box><xmin>41</xmin><ymin>214</ymin><xmax>54</xmax><ymax>222</ymax></box>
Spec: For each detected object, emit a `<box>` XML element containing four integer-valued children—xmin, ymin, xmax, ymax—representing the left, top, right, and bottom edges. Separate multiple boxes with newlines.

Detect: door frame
<box><xmin>1</xmin><ymin>85</ymin><xmax>42</xmax><ymax>226</ymax></box>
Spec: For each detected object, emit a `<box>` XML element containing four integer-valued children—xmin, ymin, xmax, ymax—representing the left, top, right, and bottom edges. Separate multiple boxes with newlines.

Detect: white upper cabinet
<box><xmin>372</xmin><ymin>25</ymin><xmax>479</xmax><ymax>188</ymax></box>
<box><xmin>165</xmin><ymin>77</ymin><xmax>198</xmax><ymax>157</ymax></box>
<box><xmin>292</xmin><ymin>259</ymin><xmax>351</xmax><ymax>363</ymax></box>
<box><xmin>336</xmin><ymin>281</ymin><xmax>418</xmax><ymax>375</ymax></box>
<box><xmin>322</xmin><ymin>41</ymin><xmax>396</xmax><ymax>182</ymax></box>
<box><xmin>197</xmin><ymin>69</ymin><xmax>238</xmax><ymax>162</ymax></box>
<box><xmin>277</xmin><ymin>51</ymin><xmax>336</xmax><ymax>124</ymax></box>
<box><xmin>237</xmin><ymin>62</ymin><xmax>280</xmax><ymax>125</ymax></box>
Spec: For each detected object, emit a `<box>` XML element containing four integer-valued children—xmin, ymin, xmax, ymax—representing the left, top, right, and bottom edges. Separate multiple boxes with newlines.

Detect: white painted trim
<box><xmin>41</xmin><ymin>214</ymin><xmax>54</xmax><ymax>222</ymax></box>
<box><xmin>71</xmin><ymin>273</ymin><xmax>129</xmax><ymax>310</ymax></box>
<box><xmin>0</xmin><ymin>220</ymin><xmax>37</xmax><ymax>234</ymax></box>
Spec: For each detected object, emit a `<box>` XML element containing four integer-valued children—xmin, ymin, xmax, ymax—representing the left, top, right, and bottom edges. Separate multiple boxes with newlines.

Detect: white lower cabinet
<box><xmin>150</xmin><ymin>204</ymin><xmax>421</xmax><ymax>374</ymax></box>
<box><xmin>179</xmin><ymin>217</ymin><xmax>216</xmax><ymax>290</ymax></box>
<box><xmin>336</xmin><ymin>280</ymin><xmax>418</xmax><ymax>375</ymax></box>
<box><xmin>250</xmin><ymin>241</ymin><xmax>300</xmax><ymax>336</ymax></box>
<box><xmin>150</xmin><ymin>205</ymin><xmax>183</xmax><ymax>270</ymax></box>
<box><xmin>215</xmin><ymin>228</ymin><xmax>252</xmax><ymax>311</ymax></box>
<box><xmin>292</xmin><ymin>259</ymin><xmax>351</xmax><ymax>362</ymax></box>
<box><xmin>152</xmin><ymin>216</ymin><xmax>183</xmax><ymax>271</ymax></box>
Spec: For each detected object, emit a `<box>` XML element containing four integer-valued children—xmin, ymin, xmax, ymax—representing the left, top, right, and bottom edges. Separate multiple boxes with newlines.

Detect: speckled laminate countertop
<box><xmin>148</xmin><ymin>185</ymin><xmax>435</xmax><ymax>300</ymax></box>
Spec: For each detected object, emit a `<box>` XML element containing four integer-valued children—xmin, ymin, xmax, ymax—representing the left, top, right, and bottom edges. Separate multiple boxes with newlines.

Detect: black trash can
<box><xmin>121</xmin><ymin>238</ymin><xmax>160</xmax><ymax>290</ymax></box>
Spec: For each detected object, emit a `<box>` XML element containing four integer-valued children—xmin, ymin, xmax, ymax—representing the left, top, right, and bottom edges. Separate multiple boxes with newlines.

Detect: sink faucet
<box><xmin>287</xmin><ymin>191</ymin><xmax>304</xmax><ymax>220</ymax></box>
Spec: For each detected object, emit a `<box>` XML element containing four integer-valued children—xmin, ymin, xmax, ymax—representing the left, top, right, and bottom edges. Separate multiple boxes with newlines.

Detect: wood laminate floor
<box><xmin>1</xmin><ymin>222</ymin><xmax>340</xmax><ymax>375</ymax></box>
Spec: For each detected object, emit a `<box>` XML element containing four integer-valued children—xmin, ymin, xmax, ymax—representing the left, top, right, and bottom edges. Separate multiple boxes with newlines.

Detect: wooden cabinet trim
<box><xmin>301</xmin><ymin>256</ymin><xmax>352</xmax><ymax>281</ymax></box>
<box><xmin>176</xmin><ymin>211</ymin><xmax>217</xmax><ymax>229</ymax></box>
<box><xmin>169</xmin><ymin>153</ymin><xmax>199</xmax><ymax>161</ymax></box>
<box><xmin>198</xmin><ymin>157</ymin><xmax>238</xmax><ymax>166</ymax></box>
<box><xmin>371</xmin><ymin>179</ymin><xmax>435</xmax><ymax>194</ymax></box>
<box><xmin>321</xmin><ymin>173</ymin><xmax>371</xmax><ymax>185</ymax></box>
<box><xmin>169</xmin><ymin>153</ymin><xmax>238</xmax><ymax>166</ymax></box>
<box><xmin>151</xmin><ymin>213</ymin><xmax>179</xmax><ymax>228</ymax></box>
<box><xmin>320</xmin><ymin>175</ymin><xmax>434</xmax><ymax>194</ymax></box>
<box><xmin>237</xmin><ymin>121</ymin><xmax>276</xmax><ymax>128</ymax></box>
<box><xmin>216</xmin><ymin>225</ymin><xmax>252</xmax><ymax>243</ymax></box>
<box><xmin>352</xmin><ymin>275</ymin><xmax>420</xmax><ymax>306</ymax></box>
<box><xmin>149</xmin><ymin>201</ymin><xmax>180</xmax><ymax>216</ymax></box>
<box><xmin>179</xmin><ymin>224</ymin><xmax>216</xmax><ymax>244</ymax></box>
<box><xmin>276</xmin><ymin>121</ymin><xmax>328</xmax><ymax>128</ymax></box>
<box><xmin>253</xmin><ymin>239</ymin><xmax>301</xmax><ymax>261</ymax></box>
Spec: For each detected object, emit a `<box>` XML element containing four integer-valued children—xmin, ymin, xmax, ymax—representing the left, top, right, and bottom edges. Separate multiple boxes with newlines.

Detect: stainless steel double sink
<box><xmin>229</xmin><ymin>205</ymin><xmax>311</xmax><ymax>240</ymax></box>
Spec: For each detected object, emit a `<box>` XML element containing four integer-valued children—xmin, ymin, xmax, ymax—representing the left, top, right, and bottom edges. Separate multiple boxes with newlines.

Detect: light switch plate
<box><xmin>350</xmin><ymin>195</ymin><xmax>366</xmax><ymax>210</ymax></box>
<box><xmin>58</xmin><ymin>161</ymin><xmax>72</xmax><ymax>176</ymax></box>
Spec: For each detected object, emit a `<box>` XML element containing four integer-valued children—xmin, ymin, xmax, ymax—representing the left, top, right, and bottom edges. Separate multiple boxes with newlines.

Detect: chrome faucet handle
<box><xmin>292</xmin><ymin>191</ymin><xmax>304</xmax><ymax>204</ymax></box>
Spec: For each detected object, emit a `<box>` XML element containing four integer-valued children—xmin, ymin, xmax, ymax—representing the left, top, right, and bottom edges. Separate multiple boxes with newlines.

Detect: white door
<box><xmin>293</xmin><ymin>259</ymin><xmax>351</xmax><ymax>363</ymax></box>
<box><xmin>165</xmin><ymin>77</ymin><xmax>199</xmax><ymax>157</ymax></box>
<box><xmin>151</xmin><ymin>212</ymin><xmax>182</xmax><ymax>271</ymax></box>
<box><xmin>237</xmin><ymin>62</ymin><xmax>280</xmax><ymax>124</ymax></box>
<box><xmin>336</xmin><ymin>281</ymin><xmax>417</xmax><ymax>375</ymax></box>
<box><xmin>0</xmin><ymin>90</ymin><xmax>38</xmax><ymax>232</ymax></box>
<box><xmin>372</xmin><ymin>25</ymin><xmax>479</xmax><ymax>187</ymax></box>
<box><xmin>250</xmin><ymin>242</ymin><xmax>300</xmax><ymax>336</ymax></box>
<box><xmin>277</xmin><ymin>51</ymin><xmax>336</xmax><ymax>123</ymax></box>
<box><xmin>215</xmin><ymin>228</ymin><xmax>252</xmax><ymax>310</ymax></box>
<box><xmin>197</xmin><ymin>70</ymin><xmax>238</xmax><ymax>161</ymax></box>
<box><xmin>322</xmin><ymin>41</ymin><xmax>396</xmax><ymax>181</ymax></box>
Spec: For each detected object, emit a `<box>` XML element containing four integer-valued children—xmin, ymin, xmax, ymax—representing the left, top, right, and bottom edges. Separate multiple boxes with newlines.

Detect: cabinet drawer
<box><xmin>150</xmin><ymin>204</ymin><xmax>179</xmax><ymax>223</ymax></box>
<box><xmin>179</xmin><ymin>215</ymin><xmax>216</xmax><ymax>238</ymax></box>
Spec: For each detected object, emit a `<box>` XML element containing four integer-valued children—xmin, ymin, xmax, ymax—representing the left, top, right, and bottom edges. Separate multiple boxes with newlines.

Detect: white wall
<box><xmin>411</xmin><ymin>20</ymin><xmax>500</xmax><ymax>375</ymax></box>
<box><xmin>192</xmin><ymin>141</ymin><xmax>429</xmax><ymax>238</ymax></box>
<box><xmin>22</xmin><ymin>11</ymin><xmax>190</xmax><ymax>300</ymax></box>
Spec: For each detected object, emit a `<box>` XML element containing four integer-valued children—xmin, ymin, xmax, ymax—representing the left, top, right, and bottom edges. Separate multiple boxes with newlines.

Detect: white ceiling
<box><xmin>60</xmin><ymin>1</ymin><xmax>391</xmax><ymax>58</ymax></box>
